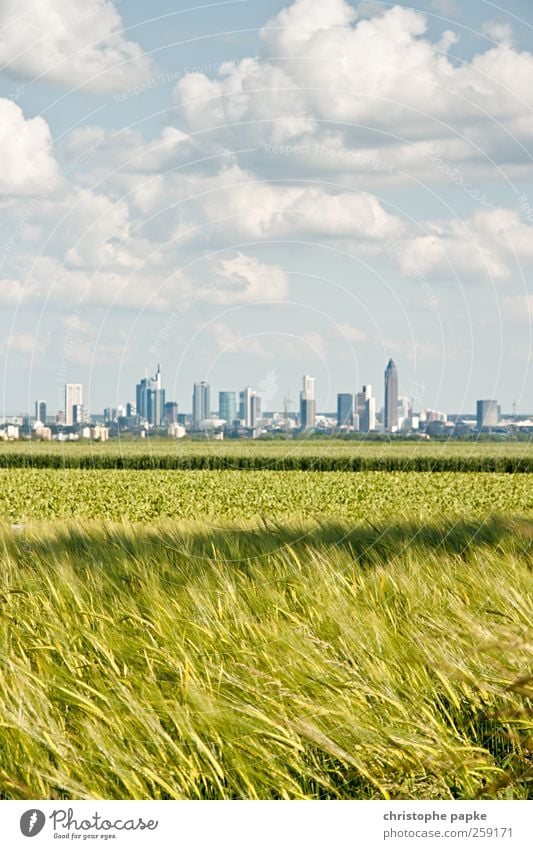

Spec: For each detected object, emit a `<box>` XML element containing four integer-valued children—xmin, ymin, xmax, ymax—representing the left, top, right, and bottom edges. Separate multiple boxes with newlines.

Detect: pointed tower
<box><xmin>384</xmin><ymin>359</ymin><xmax>398</xmax><ymax>432</ymax></box>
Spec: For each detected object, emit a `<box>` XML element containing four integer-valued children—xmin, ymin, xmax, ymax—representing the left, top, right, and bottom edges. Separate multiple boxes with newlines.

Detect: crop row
<box><xmin>1</xmin><ymin>452</ymin><xmax>533</xmax><ymax>472</ymax></box>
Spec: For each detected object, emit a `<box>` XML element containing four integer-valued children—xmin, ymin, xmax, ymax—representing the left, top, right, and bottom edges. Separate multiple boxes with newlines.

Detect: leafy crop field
<box><xmin>0</xmin><ymin>469</ymin><xmax>532</xmax><ymax>522</ymax></box>
<box><xmin>0</xmin><ymin>516</ymin><xmax>531</xmax><ymax>800</ymax></box>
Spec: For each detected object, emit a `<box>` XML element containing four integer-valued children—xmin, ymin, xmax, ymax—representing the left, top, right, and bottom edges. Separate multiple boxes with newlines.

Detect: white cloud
<box><xmin>172</xmin><ymin>2</ymin><xmax>533</xmax><ymax>179</ymax></box>
<box><xmin>482</xmin><ymin>21</ymin><xmax>513</xmax><ymax>44</ymax></box>
<box><xmin>394</xmin><ymin>209</ymin><xmax>533</xmax><ymax>282</ymax></box>
<box><xmin>206</xmin><ymin>253</ymin><xmax>288</xmax><ymax>304</ymax></box>
<box><xmin>205</xmin><ymin>320</ymin><xmax>275</xmax><ymax>359</ymax></box>
<box><xmin>197</xmin><ymin>165</ymin><xmax>404</xmax><ymax>241</ymax></box>
<box><xmin>0</xmin><ymin>99</ymin><xmax>60</xmax><ymax>195</ymax></box>
<box><xmin>0</xmin><ymin>0</ymin><xmax>155</xmax><ymax>92</ymax></box>
<box><xmin>0</xmin><ymin>332</ymin><xmax>51</xmax><ymax>355</ymax></box>
<box><xmin>336</xmin><ymin>323</ymin><xmax>368</xmax><ymax>343</ymax></box>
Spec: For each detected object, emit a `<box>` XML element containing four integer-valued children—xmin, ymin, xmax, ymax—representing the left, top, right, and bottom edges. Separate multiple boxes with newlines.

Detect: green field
<box><xmin>1</xmin><ymin>449</ymin><xmax>532</xmax><ymax>800</ymax></box>
<box><xmin>2</xmin><ymin>438</ymin><xmax>533</xmax><ymax>473</ymax></box>
<box><xmin>0</xmin><ymin>469</ymin><xmax>532</xmax><ymax>522</ymax></box>
<box><xmin>0</xmin><ymin>516</ymin><xmax>531</xmax><ymax>800</ymax></box>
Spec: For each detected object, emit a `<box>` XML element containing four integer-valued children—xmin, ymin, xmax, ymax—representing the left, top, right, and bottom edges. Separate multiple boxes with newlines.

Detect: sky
<box><xmin>1</xmin><ymin>0</ymin><xmax>533</xmax><ymax>415</ymax></box>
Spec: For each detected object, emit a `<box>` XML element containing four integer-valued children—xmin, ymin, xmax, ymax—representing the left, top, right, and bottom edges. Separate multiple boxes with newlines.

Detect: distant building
<box><xmin>35</xmin><ymin>400</ymin><xmax>47</xmax><ymax>423</ymax></box>
<box><xmin>136</xmin><ymin>365</ymin><xmax>165</xmax><ymax>427</ymax></box>
<box><xmin>239</xmin><ymin>387</ymin><xmax>261</xmax><ymax>429</ymax></box>
<box><xmin>33</xmin><ymin>424</ymin><xmax>52</xmax><ymax>440</ymax></box>
<box><xmin>164</xmin><ymin>402</ymin><xmax>178</xmax><ymax>424</ymax></box>
<box><xmin>168</xmin><ymin>422</ymin><xmax>186</xmax><ymax>439</ymax></box>
<box><xmin>219</xmin><ymin>391</ymin><xmax>237</xmax><ymax>425</ymax></box>
<box><xmin>72</xmin><ymin>404</ymin><xmax>85</xmax><ymax>425</ymax></box>
<box><xmin>384</xmin><ymin>360</ymin><xmax>398</xmax><ymax>432</ymax></box>
<box><xmin>357</xmin><ymin>384</ymin><xmax>376</xmax><ymax>432</ymax></box>
<box><xmin>477</xmin><ymin>399</ymin><xmax>499</xmax><ymax>430</ymax></box>
<box><xmin>192</xmin><ymin>381</ymin><xmax>210</xmax><ymax>429</ymax></box>
<box><xmin>300</xmin><ymin>374</ymin><xmax>316</xmax><ymax>429</ymax></box>
<box><xmin>65</xmin><ymin>383</ymin><xmax>83</xmax><ymax>426</ymax></box>
<box><xmin>337</xmin><ymin>393</ymin><xmax>354</xmax><ymax>428</ymax></box>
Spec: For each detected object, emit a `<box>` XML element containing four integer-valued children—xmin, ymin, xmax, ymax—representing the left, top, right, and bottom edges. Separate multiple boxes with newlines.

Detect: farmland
<box><xmin>0</xmin><ymin>515</ymin><xmax>531</xmax><ymax>800</ymax></box>
<box><xmin>0</xmin><ymin>469</ymin><xmax>532</xmax><ymax>522</ymax></box>
<box><xmin>0</xmin><ymin>445</ymin><xmax>532</xmax><ymax>800</ymax></box>
<box><xmin>1</xmin><ymin>438</ymin><xmax>533</xmax><ymax>472</ymax></box>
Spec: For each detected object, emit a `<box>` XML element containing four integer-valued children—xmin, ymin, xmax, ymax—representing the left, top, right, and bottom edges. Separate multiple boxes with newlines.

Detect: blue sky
<box><xmin>1</xmin><ymin>0</ymin><xmax>532</xmax><ymax>414</ymax></box>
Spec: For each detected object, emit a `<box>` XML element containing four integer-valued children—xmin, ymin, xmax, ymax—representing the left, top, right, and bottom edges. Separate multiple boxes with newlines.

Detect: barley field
<box><xmin>0</xmin><ymin>445</ymin><xmax>531</xmax><ymax>800</ymax></box>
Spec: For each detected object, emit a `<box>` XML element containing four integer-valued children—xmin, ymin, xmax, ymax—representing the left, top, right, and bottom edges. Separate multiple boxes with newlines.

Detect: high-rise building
<box><xmin>300</xmin><ymin>374</ymin><xmax>316</xmax><ymax>429</ymax></box>
<box><xmin>192</xmin><ymin>381</ymin><xmax>210</xmax><ymax>429</ymax></box>
<box><xmin>219</xmin><ymin>391</ymin><xmax>237</xmax><ymax>425</ymax></box>
<box><xmin>477</xmin><ymin>399</ymin><xmax>498</xmax><ymax>430</ymax></box>
<box><xmin>72</xmin><ymin>404</ymin><xmax>86</xmax><ymax>425</ymax></box>
<box><xmin>136</xmin><ymin>365</ymin><xmax>165</xmax><ymax>427</ymax></box>
<box><xmin>355</xmin><ymin>384</ymin><xmax>375</xmax><ymax>432</ymax></box>
<box><xmin>337</xmin><ymin>393</ymin><xmax>354</xmax><ymax>428</ymax></box>
<box><xmin>384</xmin><ymin>359</ymin><xmax>398</xmax><ymax>432</ymax></box>
<box><xmin>65</xmin><ymin>384</ymin><xmax>83</xmax><ymax>426</ymax></box>
<box><xmin>239</xmin><ymin>387</ymin><xmax>261</xmax><ymax>429</ymax></box>
<box><xmin>35</xmin><ymin>400</ymin><xmax>47</xmax><ymax>423</ymax></box>
<box><xmin>362</xmin><ymin>384</ymin><xmax>376</xmax><ymax>432</ymax></box>
<box><xmin>164</xmin><ymin>402</ymin><xmax>178</xmax><ymax>424</ymax></box>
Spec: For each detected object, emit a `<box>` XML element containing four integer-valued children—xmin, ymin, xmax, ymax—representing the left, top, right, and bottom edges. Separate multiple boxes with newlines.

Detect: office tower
<box><xmin>136</xmin><ymin>365</ymin><xmax>165</xmax><ymax>427</ymax></box>
<box><xmin>354</xmin><ymin>385</ymin><xmax>375</xmax><ymax>432</ymax></box>
<box><xmin>65</xmin><ymin>384</ymin><xmax>83</xmax><ymax>426</ymax></box>
<box><xmin>164</xmin><ymin>402</ymin><xmax>178</xmax><ymax>424</ymax></box>
<box><xmin>384</xmin><ymin>359</ymin><xmax>398</xmax><ymax>432</ymax></box>
<box><xmin>364</xmin><ymin>385</ymin><xmax>376</xmax><ymax>432</ymax></box>
<box><xmin>477</xmin><ymin>399</ymin><xmax>498</xmax><ymax>430</ymax></box>
<box><xmin>300</xmin><ymin>374</ymin><xmax>316</xmax><ymax>429</ymax></box>
<box><xmin>126</xmin><ymin>402</ymin><xmax>136</xmax><ymax>417</ymax></box>
<box><xmin>34</xmin><ymin>400</ymin><xmax>46</xmax><ymax>423</ymax></box>
<box><xmin>337</xmin><ymin>393</ymin><xmax>354</xmax><ymax>428</ymax></box>
<box><xmin>192</xmin><ymin>381</ymin><xmax>210</xmax><ymax>429</ymax></box>
<box><xmin>219</xmin><ymin>391</ymin><xmax>236</xmax><ymax>425</ymax></box>
<box><xmin>239</xmin><ymin>387</ymin><xmax>261</xmax><ymax>429</ymax></box>
<box><xmin>72</xmin><ymin>404</ymin><xmax>85</xmax><ymax>425</ymax></box>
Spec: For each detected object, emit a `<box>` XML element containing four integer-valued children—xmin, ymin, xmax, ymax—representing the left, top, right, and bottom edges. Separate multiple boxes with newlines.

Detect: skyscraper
<box><xmin>364</xmin><ymin>385</ymin><xmax>376</xmax><ymax>432</ymax></box>
<box><xmin>164</xmin><ymin>402</ymin><xmax>178</xmax><ymax>424</ymax></box>
<box><xmin>300</xmin><ymin>374</ymin><xmax>316</xmax><ymax>429</ymax></box>
<box><xmin>239</xmin><ymin>387</ymin><xmax>261</xmax><ymax>429</ymax></box>
<box><xmin>192</xmin><ymin>381</ymin><xmax>210</xmax><ymax>429</ymax></box>
<box><xmin>65</xmin><ymin>384</ymin><xmax>83</xmax><ymax>426</ymax></box>
<box><xmin>384</xmin><ymin>360</ymin><xmax>398</xmax><ymax>432</ymax></box>
<box><xmin>35</xmin><ymin>400</ymin><xmax>47</xmax><ymax>423</ymax></box>
<box><xmin>219</xmin><ymin>391</ymin><xmax>236</xmax><ymax>425</ymax></box>
<box><xmin>477</xmin><ymin>399</ymin><xmax>498</xmax><ymax>430</ymax></box>
<box><xmin>337</xmin><ymin>393</ymin><xmax>354</xmax><ymax>428</ymax></box>
<box><xmin>136</xmin><ymin>365</ymin><xmax>165</xmax><ymax>427</ymax></box>
<box><xmin>357</xmin><ymin>384</ymin><xmax>376</xmax><ymax>432</ymax></box>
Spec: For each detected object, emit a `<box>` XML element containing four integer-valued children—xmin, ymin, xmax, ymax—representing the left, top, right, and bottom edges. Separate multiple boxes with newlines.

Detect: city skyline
<box><xmin>10</xmin><ymin>361</ymin><xmax>524</xmax><ymax>425</ymax></box>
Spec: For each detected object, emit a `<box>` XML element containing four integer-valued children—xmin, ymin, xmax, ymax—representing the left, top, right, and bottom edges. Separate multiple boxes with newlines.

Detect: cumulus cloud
<box><xmin>206</xmin><ymin>253</ymin><xmax>288</xmax><ymax>304</ymax></box>
<box><xmin>393</xmin><ymin>209</ymin><xmax>533</xmax><ymax>282</ymax></box>
<box><xmin>0</xmin><ymin>0</ymin><xmax>155</xmax><ymax>92</ymax></box>
<box><xmin>0</xmin><ymin>332</ymin><xmax>51</xmax><ymax>355</ymax></box>
<box><xmin>172</xmin><ymin>2</ymin><xmax>533</xmax><ymax>178</ymax></box>
<box><xmin>195</xmin><ymin>165</ymin><xmax>404</xmax><ymax>241</ymax></box>
<box><xmin>0</xmin><ymin>99</ymin><xmax>60</xmax><ymax>195</ymax></box>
